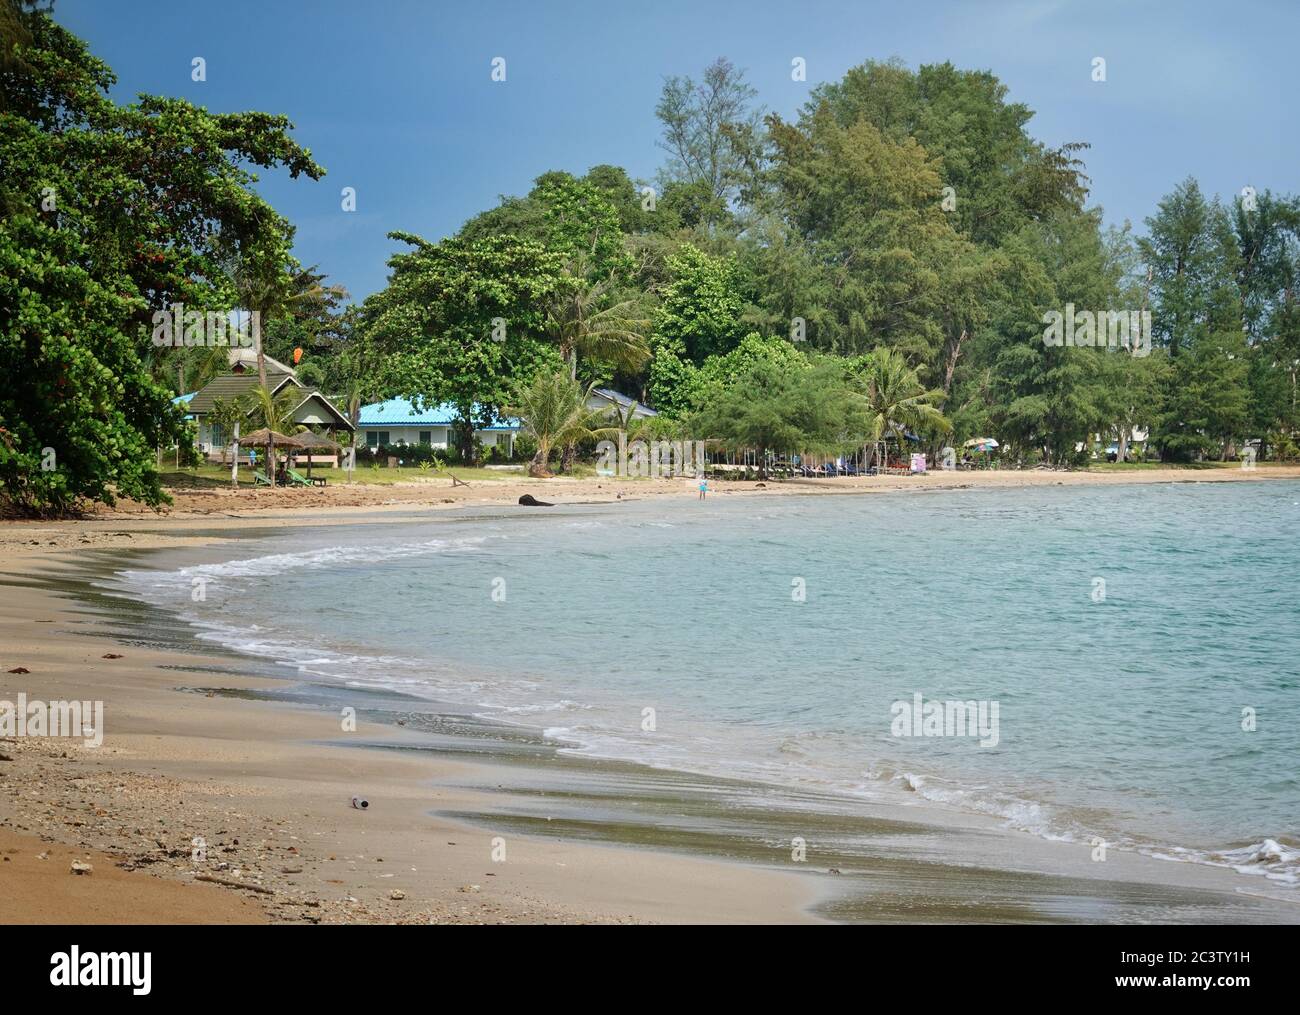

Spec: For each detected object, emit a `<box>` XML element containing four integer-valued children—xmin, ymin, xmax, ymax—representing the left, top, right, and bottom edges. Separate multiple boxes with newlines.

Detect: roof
<box><xmin>590</xmin><ymin>387</ymin><xmax>657</xmax><ymax>417</ymax></box>
<box><xmin>357</xmin><ymin>397</ymin><xmax>519</xmax><ymax>431</ymax></box>
<box><xmin>285</xmin><ymin>390</ymin><xmax>355</xmax><ymax>431</ymax></box>
<box><xmin>227</xmin><ymin>348</ymin><xmax>296</xmax><ymax>377</ymax></box>
<box><xmin>183</xmin><ymin>373</ymin><xmax>354</xmax><ymax>432</ymax></box>
<box><xmin>186</xmin><ymin>374</ymin><xmax>299</xmax><ymax>415</ymax></box>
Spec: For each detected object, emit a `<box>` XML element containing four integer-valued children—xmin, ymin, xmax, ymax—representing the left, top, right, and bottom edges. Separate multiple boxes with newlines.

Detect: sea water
<box><xmin>116</xmin><ymin>480</ymin><xmax>1300</xmax><ymax>885</ymax></box>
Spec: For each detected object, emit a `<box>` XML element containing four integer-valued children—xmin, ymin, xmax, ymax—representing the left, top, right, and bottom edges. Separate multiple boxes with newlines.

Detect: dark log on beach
<box><xmin>518</xmin><ymin>494</ymin><xmax>553</xmax><ymax>507</ymax></box>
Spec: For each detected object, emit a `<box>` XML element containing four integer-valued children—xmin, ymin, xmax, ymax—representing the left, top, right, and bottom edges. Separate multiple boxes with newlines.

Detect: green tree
<box><xmin>508</xmin><ymin>371</ymin><xmax>610</xmax><ymax>478</ymax></box>
<box><xmin>850</xmin><ymin>347</ymin><xmax>951</xmax><ymax>463</ymax></box>
<box><xmin>364</xmin><ymin>233</ymin><xmax>564</xmax><ymax>463</ymax></box>
<box><xmin>652</xmin><ymin>244</ymin><xmax>748</xmax><ymax>365</ymax></box>
<box><xmin>655</xmin><ymin>57</ymin><xmax>762</xmax><ymax>231</ymax></box>
<box><xmin>691</xmin><ymin>357</ymin><xmax>858</xmax><ymax>479</ymax></box>
<box><xmin>0</xmin><ymin>2</ymin><xmax>323</xmax><ymax>514</ymax></box>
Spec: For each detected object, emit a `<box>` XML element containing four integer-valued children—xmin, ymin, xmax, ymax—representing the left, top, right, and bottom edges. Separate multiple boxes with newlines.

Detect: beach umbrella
<box><xmin>241</xmin><ymin>428</ymin><xmax>308</xmax><ymax>448</ymax></box>
<box><xmin>293</xmin><ymin>430</ymin><xmax>341</xmax><ymax>480</ymax></box>
<box><xmin>241</xmin><ymin>429</ymin><xmax>308</xmax><ymax>481</ymax></box>
<box><xmin>964</xmin><ymin>437</ymin><xmax>1000</xmax><ymax>453</ymax></box>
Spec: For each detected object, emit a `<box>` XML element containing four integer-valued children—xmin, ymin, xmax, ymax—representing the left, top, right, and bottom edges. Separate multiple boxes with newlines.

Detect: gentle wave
<box><xmin>107</xmin><ymin>489</ymin><xmax>1300</xmax><ymax>890</ymax></box>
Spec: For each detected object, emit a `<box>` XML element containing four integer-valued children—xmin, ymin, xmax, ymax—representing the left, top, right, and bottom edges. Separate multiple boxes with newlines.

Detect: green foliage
<box><xmin>0</xmin><ymin>3</ymin><xmax>322</xmax><ymax>513</ymax></box>
<box><xmin>652</xmin><ymin>244</ymin><xmax>748</xmax><ymax>364</ymax></box>
<box><xmin>5</xmin><ymin>12</ymin><xmax>1294</xmax><ymax>492</ymax></box>
<box><xmin>849</xmin><ymin>346</ymin><xmax>952</xmax><ymax>446</ymax></box>
<box><xmin>363</xmin><ymin>232</ymin><xmax>565</xmax><ymax>463</ymax></box>
<box><xmin>690</xmin><ymin>357</ymin><xmax>863</xmax><ymax>476</ymax></box>
<box><xmin>507</xmin><ymin>370</ymin><xmax>611</xmax><ymax>477</ymax></box>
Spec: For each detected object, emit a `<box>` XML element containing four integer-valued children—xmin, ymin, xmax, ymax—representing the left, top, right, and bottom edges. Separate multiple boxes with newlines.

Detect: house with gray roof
<box><xmin>178</xmin><ymin>366</ymin><xmax>354</xmax><ymax>461</ymax></box>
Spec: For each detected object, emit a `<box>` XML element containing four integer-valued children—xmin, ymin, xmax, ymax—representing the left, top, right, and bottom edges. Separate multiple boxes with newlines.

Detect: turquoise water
<box><xmin>118</xmin><ymin>480</ymin><xmax>1300</xmax><ymax>886</ymax></box>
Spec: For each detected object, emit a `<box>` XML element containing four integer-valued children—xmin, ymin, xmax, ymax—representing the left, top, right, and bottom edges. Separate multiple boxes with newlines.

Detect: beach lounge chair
<box><xmin>253</xmin><ymin>472</ymin><xmax>272</xmax><ymax>486</ymax></box>
<box><xmin>286</xmin><ymin>468</ymin><xmax>327</xmax><ymax>488</ymax></box>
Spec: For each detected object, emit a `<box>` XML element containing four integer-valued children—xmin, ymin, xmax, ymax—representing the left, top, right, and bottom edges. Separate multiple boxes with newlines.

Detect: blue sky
<box><xmin>60</xmin><ymin>0</ymin><xmax>1298</xmax><ymax>301</ymax></box>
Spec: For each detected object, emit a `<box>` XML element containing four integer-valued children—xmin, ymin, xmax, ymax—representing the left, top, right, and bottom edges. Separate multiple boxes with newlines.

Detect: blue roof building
<box><xmin>355</xmin><ymin>398</ymin><xmax>519</xmax><ymax>454</ymax></box>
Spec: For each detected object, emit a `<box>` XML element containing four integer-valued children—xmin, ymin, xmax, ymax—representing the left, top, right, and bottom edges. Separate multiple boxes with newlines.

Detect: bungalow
<box><xmin>177</xmin><ymin>357</ymin><xmax>354</xmax><ymax>461</ymax></box>
<box><xmin>356</xmin><ymin>397</ymin><xmax>519</xmax><ymax>457</ymax></box>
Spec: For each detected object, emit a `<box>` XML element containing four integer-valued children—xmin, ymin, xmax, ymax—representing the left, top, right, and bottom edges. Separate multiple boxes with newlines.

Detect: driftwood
<box><xmin>518</xmin><ymin>494</ymin><xmax>553</xmax><ymax>507</ymax></box>
<box><xmin>195</xmin><ymin>873</ymin><xmax>276</xmax><ymax>895</ymax></box>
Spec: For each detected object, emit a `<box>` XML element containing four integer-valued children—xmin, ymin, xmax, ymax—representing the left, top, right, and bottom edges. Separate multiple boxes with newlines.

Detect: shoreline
<box><xmin>3</xmin><ymin>474</ymin><xmax>1300</xmax><ymax>923</ymax></box>
<box><xmin>6</xmin><ymin>464</ymin><xmax>1300</xmax><ymax>559</ymax></box>
<box><xmin>0</xmin><ymin>560</ymin><xmax>821</xmax><ymax>924</ymax></box>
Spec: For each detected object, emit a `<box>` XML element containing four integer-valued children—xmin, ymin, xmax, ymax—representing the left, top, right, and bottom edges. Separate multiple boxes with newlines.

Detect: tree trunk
<box><xmin>560</xmin><ymin>442</ymin><xmax>575</xmax><ymax>473</ymax></box>
<box><xmin>231</xmin><ymin>420</ymin><xmax>240</xmax><ymax>489</ymax></box>
<box><xmin>458</xmin><ymin>418</ymin><xmax>476</xmax><ymax>465</ymax></box>
<box><xmin>255</xmin><ymin>316</ymin><xmax>274</xmax><ymax>487</ymax></box>
<box><xmin>941</xmin><ymin>329</ymin><xmax>968</xmax><ymax>398</ymax></box>
<box><xmin>529</xmin><ymin>442</ymin><xmax>550</xmax><ymax>478</ymax></box>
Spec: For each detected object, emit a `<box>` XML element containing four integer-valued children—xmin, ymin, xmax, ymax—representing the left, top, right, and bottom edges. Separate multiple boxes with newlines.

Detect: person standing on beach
<box><xmin>698</xmin><ymin>477</ymin><xmax>708</xmax><ymax>500</ymax></box>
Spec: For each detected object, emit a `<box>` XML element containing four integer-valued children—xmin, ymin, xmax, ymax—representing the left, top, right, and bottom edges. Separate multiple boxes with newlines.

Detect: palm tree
<box><xmin>216</xmin><ymin>234</ymin><xmax>346</xmax><ymax>399</ymax></box>
<box><xmin>544</xmin><ymin>266</ymin><xmax>652</xmax><ymax>381</ymax></box>
<box><xmin>508</xmin><ymin>371</ymin><xmax>613</xmax><ymax>478</ymax></box>
<box><xmin>239</xmin><ymin>385</ymin><xmax>302</xmax><ymax>484</ymax></box>
<box><xmin>542</xmin><ymin>260</ymin><xmax>650</xmax><ymax>472</ymax></box>
<box><xmin>854</xmin><ymin>347</ymin><xmax>951</xmax><ymax>468</ymax></box>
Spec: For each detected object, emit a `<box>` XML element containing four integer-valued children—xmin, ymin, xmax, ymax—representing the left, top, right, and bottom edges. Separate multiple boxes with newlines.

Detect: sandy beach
<box><xmin>3</xmin><ymin>467</ymin><xmax>1300</xmax><ymax>925</ymax></box>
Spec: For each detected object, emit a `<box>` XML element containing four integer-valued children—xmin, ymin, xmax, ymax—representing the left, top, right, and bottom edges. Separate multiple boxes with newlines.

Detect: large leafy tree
<box><xmin>691</xmin><ymin>357</ymin><xmax>860</xmax><ymax>479</ymax></box>
<box><xmin>0</xmin><ymin>2</ymin><xmax>323</xmax><ymax>513</ymax></box>
<box><xmin>764</xmin><ymin>102</ymin><xmax>979</xmax><ymax>367</ymax></box>
<box><xmin>806</xmin><ymin>59</ymin><xmax>1090</xmax><ymax>248</ymax></box>
<box><xmin>363</xmin><ymin>233</ymin><xmax>564</xmax><ymax>462</ymax></box>
<box><xmin>1142</xmin><ymin>180</ymin><xmax>1252</xmax><ymax>459</ymax></box>
<box><xmin>972</xmin><ymin>210</ymin><xmax>1117</xmax><ymax>464</ymax></box>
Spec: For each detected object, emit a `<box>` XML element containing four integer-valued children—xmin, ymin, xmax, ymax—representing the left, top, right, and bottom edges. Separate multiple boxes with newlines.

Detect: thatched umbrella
<box><xmin>293</xmin><ymin>430</ymin><xmax>341</xmax><ymax>480</ymax></box>
<box><xmin>242</xmin><ymin>428</ymin><xmax>308</xmax><ymax>484</ymax></box>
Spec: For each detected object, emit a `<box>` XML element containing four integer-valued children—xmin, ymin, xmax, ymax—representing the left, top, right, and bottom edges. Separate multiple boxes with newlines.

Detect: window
<box><xmin>419</xmin><ymin>431</ymin><xmax>432</xmax><ymax>445</ymax></box>
<box><xmin>366</xmin><ymin>431</ymin><xmax>390</xmax><ymax>448</ymax></box>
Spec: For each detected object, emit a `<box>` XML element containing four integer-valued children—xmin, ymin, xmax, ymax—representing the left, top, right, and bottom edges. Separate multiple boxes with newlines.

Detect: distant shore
<box><xmin>3</xmin><ymin>476</ymin><xmax>1300</xmax><ymax>924</ymax></box>
<box><xmin>5</xmin><ymin>464</ymin><xmax>1300</xmax><ymax>560</ymax></box>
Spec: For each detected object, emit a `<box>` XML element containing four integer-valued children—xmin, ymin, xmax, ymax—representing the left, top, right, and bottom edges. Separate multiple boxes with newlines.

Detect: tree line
<box><xmin>3</xmin><ymin>3</ymin><xmax>1298</xmax><ymax>513</ymax></box>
